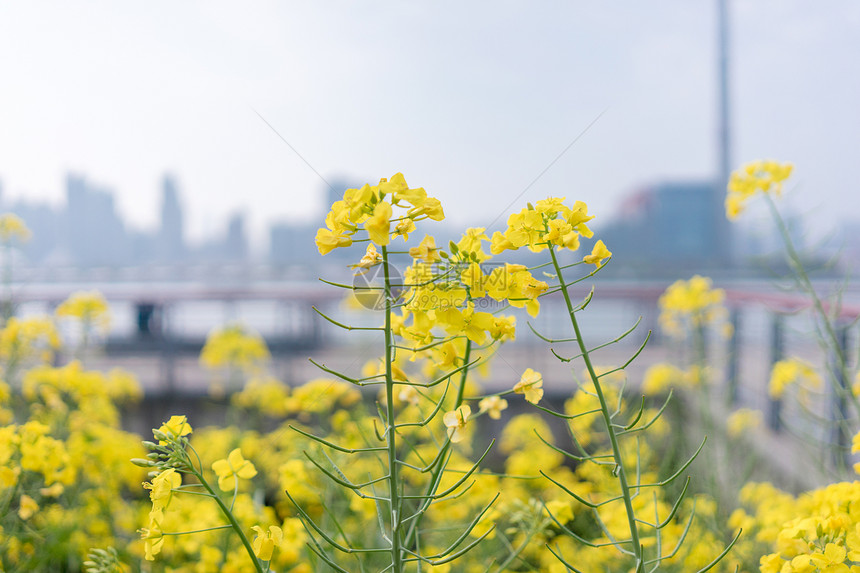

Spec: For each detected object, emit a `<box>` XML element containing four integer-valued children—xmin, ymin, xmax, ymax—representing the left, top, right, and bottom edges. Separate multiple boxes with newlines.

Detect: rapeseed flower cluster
<box><xmin>0</xmin><ymin>213</ymin><xmax>31</xmax><ymax>243</ymax></box>
<box><xmin>641</xmin><ymin>362</ymin><xmax>698</xmax><ymax>395</ymax></box>
<box><xmin>391</xmin><ymin>198</ymin><xmax>607</xmax><ymax>355</ymax></box>
<box><xmin>0</xmin><ymin>316</ymin><xmax>61</xmax><ymax>376</ymax></box>
<box><xmin>200</xmin><ymin>324</ymin><xmax>270</xmax><ymax>373</ymax></box>
<box><xmin>200</xmin><ymin>324</ymin><xmax>271</xmax><ymax>396</ymax></box>
<box><xmin>726</xmin><ymin>408</ymin><xmax>764</xmax><ymax>439</ymax></box>
<box><xmin>55</xmin><ymin>290</ymin><xmax>111</xmax><ymax>333</ymax></box>
<box><xmin>0</xmin><ymin>290</ymin><xmax>108</xmax><ymax>382</ymax></box>
<box><xmin>659</xmin><ymin>275</ymin><xmax>728</xmax><ymax>337</ymax></box>
<box><xmin>769</xmin><ymin>357</ymin><xmax>822</xmax><ymax>399</ymax></box>
<box><xmin>725</xmin><ymin>160</ymin><xmax>794</xmax><ymax>220</ymax></box>
<box><xmin>488</xmin><ymin>197</ymin><xmax>611</xmax><ymax>268</ymax></box>
<box><xmin>729</xmin><ymin>480</ymin><xmax>860</xmax><ymax>572</ymax></box>
<box><xmin>0</xmin><ymin>338</ymin><xmax>146</xmax><ymax>570</ymax></box>
<box><xmin>315</xmin><ymin>172</ymin><xmax>444</xmax><ymax>254</ymax></box>
<box><xmin>231</xmin><ymin>375</ymin><xmax>291</xmax><ymax>417</ymax></box>
<box><xmin>10</xmin><ymin>179</ymin><xmax>844</xmax><ymax>573</ymax></box>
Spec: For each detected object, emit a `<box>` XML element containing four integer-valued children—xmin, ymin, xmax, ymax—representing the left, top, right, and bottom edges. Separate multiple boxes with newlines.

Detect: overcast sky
<box><xmin>0</xmin><ymin>1</ymin><xmax>858</xmax><ymax>250</ymax></box>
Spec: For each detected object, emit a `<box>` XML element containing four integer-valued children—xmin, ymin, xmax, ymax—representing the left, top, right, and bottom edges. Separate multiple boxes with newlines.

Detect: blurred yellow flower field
<box><xmin>1</xmin><ymin>164</ymin><xmax>859</xmax><ymax>572</ymax></box>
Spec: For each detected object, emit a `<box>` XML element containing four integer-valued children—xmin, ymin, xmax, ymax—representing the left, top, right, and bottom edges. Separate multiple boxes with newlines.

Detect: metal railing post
<box><xmin>831</xmin><ymin>324</ymin><xmax>851</xmax><ymax>468</ymax></box>
<box><xmin>767</xmin><ymin>313</ymin><xmax>784</xmax><ymax>431</ymax></box>
<box><xmin>726</xmin><ymin>307</ymin><xmax>741</xmax><ymax>406</ymax></box>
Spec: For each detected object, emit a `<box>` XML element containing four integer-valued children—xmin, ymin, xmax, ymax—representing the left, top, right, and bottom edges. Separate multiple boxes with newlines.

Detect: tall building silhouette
<box><xmin>223</xmin><ymin>213</ymin><xmax>248</xmax><ymax>261</ymax></box>
<box><xmin>157</xmin><ymin>175</ymin><xmax>185</xmax><ymax>262</ymax></box>
<box><xmin>66</xmin><ymin>175</ymin><xmax>128</xmax><ymax>265</ymax></box>
<box><xmin>598</xmin><ymin>181</ymin><xmax>724</xmax><ymax>274</ymax></box>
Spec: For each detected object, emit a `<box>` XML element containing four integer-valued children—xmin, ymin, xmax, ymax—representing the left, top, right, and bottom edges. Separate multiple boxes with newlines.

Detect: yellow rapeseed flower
<box><xmin>0</xmin><ymin>466</ymin><xmax>17</xmax><ymax>487</ymax></box>
<box><xmin>231</xmin><ymin>376</ymin><xmax>290</xmax><ymax>417</ymax></box>
<box><xmin>0</xmin><ymin>315</ymin><xmax>61</xmax><ymax>364</ymax></box>
<box><xmin>408</xmin><ymin>235</ymin><xmax>441</xmax><ymax>263</ymax></box>
<box><xmin>456</xmin><ymin>227</ymin><xmax>490</xmax><ymax>262</ymax></box>
<box><xmin>350</xmin><ymin>243</ymin><xmax>383</xmax><ymax>271</ymax></box>
<box><xmin>513</xmin><ymin>368</ymin><xmax>543</xmax><ymax>404</ymax></box>
<box><xmin>157</xmin><ymin>415</ymin><xmax>193</xmax><ymax>441</ymax></box>
<box><xmin>365</xmin><ymin>201</ymin><xmax>393</xmax><ymax>246</ymax></box>
<box><xmin>808</xmin><ymin>542</ymin><xmax>847</xmax><ymax>571</ymax></box>
<box><xmin>443</xmin><ymin>405</ymin><xmax>471</xmax><ymax>443</ymax></box>
<box><xmin>211</xmin><ymin>447</ymin><xmax>258</xmax><ymax>491</ymax></box>
<box><xmin>852</xmin><ymin>431</ymin><xmax>860</xmax><ymax>455</ymax></box>
<box><xmin>342</xmin><ymin>184</ymin><xmax>375</xmax><ymax>222</ymax></box>
<box><xmin>504</xmin><ymin>208</ymin><xmax>544</xmax><ymax>250</ymax></box>
<box><xmin>489</xmin><ymin>230</ymin><xmax>515</xmax><ymax>255</ymax></box>
<box><xmin>55</xmin><ymin>290</ymin><xmax>111</xmax><ymax>332</ymax></box>
<box><xmin>200</xmin><ymin>324</ymin><xmax>270</xmax><ymax>373</ymax></box>
<box><xmin>478</xmin><ymin>395</ymin><xmax>508</xmax><ymax>419</ymax></box>
<box><xmin>387</xmin><ymin>173</ymin><xmax>426</xmax><ymax>206</ymax></box>
<box><xmin>145</xmin><ymin>468</ymin><xmax>181</xmax><ymax>520</ymax></box>
<box><xmin>407</xmin><ymin>197</ymin><xmax>445</xmax><ymax>221</ymax></box>
<box><xmin>392</xmin><ymin>218</ymin><xmax>416</xmax><ymax>241</ymax></box>
<box><xmin>768</xmin><ymin>358</ymin><xmax>821</xmax><ymax>399</ymax></box>
<box><xmin>0</xmin><ymin>213</ymin><xmax>31</xmax><ymax>243</ymax></box>
<box><xmin>315</xmin><ymin>228</ymin><xmax>352</xmax><ymax>255</ymax></box>
<box><xmin>658</xmin><ymin>275</ymin><xmax>726</xmax><ymax>336</ymax></box>
<box><xmin>545</xmin><ymin>499</ymin><xmax>573</xmax><ymax>526</ymax></box>
<box><xmin>17</xmin><ymin>493</ymin><xmax>38</xmax><ymax>519</ymax></box>
<box><xmin>140</xmin><ymin>519</ymin><xmax>164</xmax><ymax>561</ymax></box>
<box><xmin>641</xmin><ymin>363</ymin><xmax>685</xmax><ymax>396</ymax></box>
<box><xmin>251</xmin><ymin>524</ymin><xmax>283</xmax><ymax>561</ymax></box>
<box><xmin>583</xmin><ymin>240</ymin><xmax>611</xmax><ymax>268</ymax></box>
<box><xmin>489</xmin><ymin>315</ymin><xmax>516</xmax><ymax>342</ymax></box>
<box><xmin>726</xmin><ymin>408</ymin><xmax>763</xmax><ymax>439</ymax></box>
<box><xmin>436</xmin><ymin>302</ymin><xmax>496</xmax><ymax>345</ymax></box>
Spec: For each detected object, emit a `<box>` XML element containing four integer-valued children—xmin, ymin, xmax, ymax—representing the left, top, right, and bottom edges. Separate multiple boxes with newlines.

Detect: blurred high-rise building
<box><xmin>223</xmin><ymin>213</ymin><xmax>248</xmax><ymax>261</ymax></box>
<box><xmin>66</xmin><ymin>175</ymin><xmax>128</xmax><ymax>265</ymax></box>
<box><xmin>598</xmin><ymin>181</ymin><xmax>724</xmax><ymax>274</ymax></box>
<box><xmin>157</xmin><ymin>175</ymin><xmax>185</xmax><ymax>262</ymax></box>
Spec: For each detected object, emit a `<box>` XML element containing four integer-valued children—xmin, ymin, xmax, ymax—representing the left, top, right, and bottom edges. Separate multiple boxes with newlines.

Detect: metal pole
<box><xmin>716</xmin><ymin>0</ymin><xmax>733</xmax><ymax>265</ymax></box>
<box><xmin>726</xmin><ymin>307</ymin><xmax>741</xmax><ymax>405</ymax></box>
<box><xmin>768</xmin><ymin>314</ymin><xmax>784</xmax><ymax>431</ymax></box>
<box><xmin>831</xmin><ymin>324</ymin><xmax>850</xmax><ymax>468</ymax></box>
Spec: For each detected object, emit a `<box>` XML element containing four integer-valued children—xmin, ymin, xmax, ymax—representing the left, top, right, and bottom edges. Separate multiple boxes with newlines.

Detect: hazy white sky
<box><xmin>0</xmin><ymin>1</ymin><xmax>858</xmax><ymax>249</ymax></box>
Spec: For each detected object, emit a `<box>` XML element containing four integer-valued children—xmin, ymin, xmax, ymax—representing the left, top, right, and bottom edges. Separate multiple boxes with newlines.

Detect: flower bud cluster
<box><xmin>135</xmin><ymin>416</ymin><xmax>194</xmax><ymax>560</ymax></box>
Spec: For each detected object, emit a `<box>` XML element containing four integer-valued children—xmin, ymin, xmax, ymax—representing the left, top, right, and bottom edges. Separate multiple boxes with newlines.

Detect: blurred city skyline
<box><xmin>0</xmin><ymin>1</ymin><xmax>858</xmax><ymax>251</ymax></box>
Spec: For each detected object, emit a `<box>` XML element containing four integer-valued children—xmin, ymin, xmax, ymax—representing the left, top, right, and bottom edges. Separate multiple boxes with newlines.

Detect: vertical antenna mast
<box><xmin>716</xmin><ymin>0</ymin><xmax>732</xmax><ymax>265</ymax></box>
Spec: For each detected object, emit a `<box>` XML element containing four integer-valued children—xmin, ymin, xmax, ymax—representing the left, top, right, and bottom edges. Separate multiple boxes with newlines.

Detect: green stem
<box><xmin>191</xmin><ymin>468</ymin><xmax>264</xmax><ymax>573</ymax></box>
<box><xmin>164</xmin><ymin>525</ymin><xmax>233</xmax><ymax>535</ymax></box>
<box><xmin>692</xmin><ymin>323</ymin><xmax>725</xmax><ymax>512</ymax></box>
<box><xmin>401</xmin><ymin>339</ymin><xmax>472</xmax><ymax>551</ymax></box>
<box><xmin>765</xmin><ymin>195</ymin><xmax>855</xmax><ymax>411</ymax></box>
<box><xmin>494</xmin><ymin>525</ymin><xmax>537</xmax><ymax>572</ymax></box>
<box><xmin>765</xmin><ymin>194</ymin><xmax>858</xmax><ymax>475</ymax></box>
<box><xmin>692</xmin><ymin>324</ymin><xmax>712</xmax><ymax>438</ymax></box>
<box><xmin>549</xmin><ymin>247</ymin><xmax>644</xmax><ymax>571</ymax></box>
<box><xmin>382</xmin><ymin>245</ymin><xmax>404</xmax><ymax>573</ymax></box>
<box><xmin>454</xmin><ymin>340</ymin><xmax>472</xmax><ymax>408</ymax></box>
